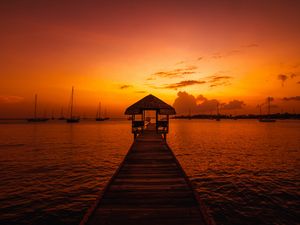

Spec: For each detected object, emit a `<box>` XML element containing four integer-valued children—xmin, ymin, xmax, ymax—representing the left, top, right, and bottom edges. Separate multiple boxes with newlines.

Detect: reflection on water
<box><xmin>168</xmin><ymin>120</ymin><xmax>300</xmax><ymax>225</ymax></box>
<box><xmin>0</xmin><ymin>121</ymin><xmax>132</xmax><ymax>225</ymax></box>
<box><xmin>0</xmin><ymin>119</ymin><xmax>299</xmax><ymax>225</ymax></box>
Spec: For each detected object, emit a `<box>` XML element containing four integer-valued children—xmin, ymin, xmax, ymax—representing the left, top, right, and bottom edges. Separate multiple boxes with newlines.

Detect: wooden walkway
<box><xmin>80</xmin><ymin>127</ymin><xmax>215</xmax><ymax>225</ymax></box>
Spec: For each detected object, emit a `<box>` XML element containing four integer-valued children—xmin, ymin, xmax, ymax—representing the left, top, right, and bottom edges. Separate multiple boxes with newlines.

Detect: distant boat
<box><xmin>259</xmin><ymin>118</ymin><xmax>276</xmax><ymax>122</ymax></box>
<box><xmin>96</xmin><ymin>102</ymin><xmax>105</xmax><ymax>121</ymax></box>
<box><xmin>66</xmin><ymin>86</ymin><xmax>80</xmax><ymax>123</ymax></box>
<box><xmin>259</xmin><ymin>97</ymin><xmax>276</xmax><ymax>123</ymax></box>
<box><xmin>27</xmin><ymin>94</ymin><xmax>48</xmax><ymax>122</ymax></box>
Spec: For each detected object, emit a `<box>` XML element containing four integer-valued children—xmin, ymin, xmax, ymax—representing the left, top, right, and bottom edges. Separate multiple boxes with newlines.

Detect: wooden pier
<box><xmin>80</xmin><ymin>127</ymin><xmax>214</xmax><ymax>225</ymax></box>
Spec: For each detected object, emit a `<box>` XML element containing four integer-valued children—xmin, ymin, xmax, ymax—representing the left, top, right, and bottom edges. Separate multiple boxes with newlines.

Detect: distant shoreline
<box><xmin>173</xmin><ymin>113</ymin><xmax>300</xmax><ymax>120</ymax></box>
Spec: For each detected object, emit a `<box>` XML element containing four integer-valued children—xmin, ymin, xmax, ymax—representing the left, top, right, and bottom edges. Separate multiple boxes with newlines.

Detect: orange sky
<box><xmin>0</xmin><ymin>0</ymin><xmax>300</xmax><ymax>118</ymax></box>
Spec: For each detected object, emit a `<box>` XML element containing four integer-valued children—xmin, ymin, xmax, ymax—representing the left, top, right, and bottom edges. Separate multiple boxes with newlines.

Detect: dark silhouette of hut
<box><xmin>125</xmin><ymin>94</ymin><xmax>176</xmax><ymax>139</ymax></box>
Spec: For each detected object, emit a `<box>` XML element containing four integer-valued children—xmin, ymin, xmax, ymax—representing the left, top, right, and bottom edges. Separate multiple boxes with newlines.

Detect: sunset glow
<box><xmin>1</xmin><ymin>0</ymin><xmax>300</xmax><ymax>117</ymax></box>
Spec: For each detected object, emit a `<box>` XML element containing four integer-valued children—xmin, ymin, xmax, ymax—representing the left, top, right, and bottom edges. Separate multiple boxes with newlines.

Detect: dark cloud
<box><xmin>197</xmin><ymin>57</ymin><xmax>203</xmax><ymax>61</ymax></box>
<box><xmin>135</xmin><ymin>91</ymin><xmax>146</xmax><ymax>94</ymax></box>
<box><xmin>209</xmin><ymin>75</ymin><xmax>232</xmax><ymax>82</ymax></box>
<box><xmin>276</xmin><ymin>72</ymin><xmax>299</xmax><ymax>86</ymax></box>
<box><xmin>210</xmin><ymin>82</ymin><xmax>229</xmax><ymax>87</ymax></box>
<box><xmin>196</xmin><ymin>94</ymin><xmax>207</xmax><ymax>102</ymax></box>
<box><xmin>298</xmin><ymin>81</ymin><xmax>300</xmax><ymax>84</ymax></box>
<box><xmin>120</xmin><ymin>85</ymin><xmax>132</xmax><ymax>89</ymax></box>
<box><xmin>290</xmin><ymin>73</ymin><xmax>299</xmax><ymax>79</ymax></box>
<box><xmin>173</xmin><ymin>91</ymin><xmax>198</xmax><ymax>114</ymax></box>
<box><xmin>163</xmin><ymin>80</ymin><xmax>206</xmax><ymax>89</ymax></box>
<box><xmin>282</xmin><ymin>96</ymin><xmax>300</xmax><ymax>101</ymax></box>
<box><xmin>197</xmin><ymin>98</ymin><xmax>219</xmax><ymax>113</ymax></box>
<box><xmin>207</xmin><ymin>75</ymin><xmax>232</xmax><ymax>87</ymax></box>
<box><xmin>150</xmin><ymin>65</ymin><xmax>198</xmax><ymax>79</ymax></box>
<box><xmin>277</xmin><ymin>74</ymin><xmax>288</xmax><ymax>86</ymax></box>
<box><xmin>222</xmin><ymin>100</ymin><xmax>245</xmax><ymax>110</ymax></box>
<box><xmin>173</xmin><ymin>91</ymin><xmax>245</xmax><ymax>114</ymax></box>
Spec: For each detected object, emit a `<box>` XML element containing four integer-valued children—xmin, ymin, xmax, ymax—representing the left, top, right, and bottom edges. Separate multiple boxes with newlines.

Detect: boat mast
<box><xmin>267</xmin><ymin>97</ymin><xmax>271</xmax><ymax>115</ymax></box>
<box><xmin>34</xmin><ymin>94</ymin><xmax>37</xmax><ymax>119</ymax></box>
<box><xmin>259</xmin><ymin>104</ymin><xmax>262</xmax><ymax>116</ymax></box>
<box><xmin>70</xmin><ymin>86</ymin><xmax>74</xmax><ymax>119</ymax></box>
<box><xmin>99</xmin><ymin>102</ymin><xmax>101</xmax><ymax>118</ymax></box>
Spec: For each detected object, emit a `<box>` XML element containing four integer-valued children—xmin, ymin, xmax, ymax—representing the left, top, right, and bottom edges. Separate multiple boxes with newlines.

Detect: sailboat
<box><xmin>66</xmin><ymin>86</ymin><xmax>80</xmax><ymax>123</ymax></box>
<box><xmin>27</xmin><ymin>94</ymin><xmax>48</xmax><ymax>122</ymax></box>
<box><xmin>96</xmin><ymin>102</ymin><xmax>105</xmax><ymax>121</ymax></box>
<box><xmin>259</xmin><ymin>97</ymin><xmax>276</xmax><ymax>122</ymax></box>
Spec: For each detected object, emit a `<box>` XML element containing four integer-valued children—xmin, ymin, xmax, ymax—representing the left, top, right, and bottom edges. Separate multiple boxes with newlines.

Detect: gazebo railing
<box><xmin>156</xmin><ymin>120</ymin><xmax>169</xmax><ymax>133</ymax></box>
<box><xmin>132</xmin><ymin>120</ymin><xmax>145</xmax><ymax>133</ymax></box>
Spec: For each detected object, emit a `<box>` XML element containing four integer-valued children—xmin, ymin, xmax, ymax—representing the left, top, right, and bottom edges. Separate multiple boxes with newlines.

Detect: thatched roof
<box><xmin>125</xmin><ymin>94</ymin><xmax>176</xmax><ymax>115</ymax></box>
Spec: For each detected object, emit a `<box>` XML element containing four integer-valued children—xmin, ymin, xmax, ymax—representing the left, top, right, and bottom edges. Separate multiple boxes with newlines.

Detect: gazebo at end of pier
<box><xmin>125</xmin><ymin>94</ymin><xmax>176</xmax><ymax>139</ymax></box>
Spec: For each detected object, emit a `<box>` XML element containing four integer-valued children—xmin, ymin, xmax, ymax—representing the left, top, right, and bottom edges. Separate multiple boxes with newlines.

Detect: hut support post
<box><xmin>167</xmin><ymin>114</ymin><xmax>169</xmax><ymax>133</ymax></box>
<box><xmin>132</xmin><ymin>114</ymin><xmax>136</xmax><ymax>139</ymax></box>
<box><xmin>142</xmin><ymin>110</ymin><xmax>145</xmax><ymax>128</ymax></box>
<box><xmin>155</xmin><ymin>110</ymin><xmax>158</xmax><ymax>133</ymax></box>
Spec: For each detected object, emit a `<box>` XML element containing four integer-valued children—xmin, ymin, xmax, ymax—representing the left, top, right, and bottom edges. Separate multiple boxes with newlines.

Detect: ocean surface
<box><xmin>0</xmin><ymin>119</ymin><xmax>299</xmax><ymax>225</ymax></box>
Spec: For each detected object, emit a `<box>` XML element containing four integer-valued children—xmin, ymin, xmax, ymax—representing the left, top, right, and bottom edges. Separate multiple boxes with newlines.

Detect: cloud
<box><xmin>222</xmin><ymin>100</ymin><xmax>245</xmax><ymax>110</ymax></box>
<box><xmin>212</xmin><ymin>53</ymin><xmax>223</xmax><ymax>59</ymax></box>
<box><xmin>175</xmin><ymin>61</ymin><xmax>185</xmax><ymax>65</ymax></box>
<box><xmin>150</xmin><ymin>65</ymin><xmax>198</xmax><ymax>79</ymax></box>
<box><xmin>290</xmin><ymin>73</ymin><xmax>299</xmax><ymax>79</ymax></box>
<box><xmin>227</xmin><ymin>50</ymin><xmax>242</xmax><ymax>56</ymax></box>
<box><xmin>243</xmin><ymin>43</ymin><xmax>259</xmax><ymax>48</ymax></box>
<box><xmin>276</xmin><ymin>72</ymin><xmax>299</xmax><ymax>86</ymax></box>
<box><xmin>173</xmin><ymin>91</ymin><xmax>198</xmax><ymax>113</ymax></box>
<box><xmin>197</xmin><ymin>57</ymin><xmax>203</xmax><ymax>61</ymax></box>
<box><xmin>0</xmin><ymin>95</ymin><xmax>24</xmax><ymax>104</ymax></box>
<box><xmin>163</xmin><ymin>80</ymin><xmax>206</xmax><ymax>89</ymax></box>
<box><xmin>298</xmin><ymin>81</ymin><xmax>300</xmax><ymax>84</ymax></box>
<box><xmin>120</xmin><ymin>85</ymin><xmax>132</xmax><ymax>89</ymax></box>
<box><xmin>196</xmin><ymin>94</ymin><xmax>207</xmax><ymax>102</ymax></box>
<box><xmin>206</xmin><ymin>75</ymin><xmax>232</xmax><ymax>87</ymax></box>
<box><xmin>277</xmin><ymin>74</ymin><xmax>288</xmax><ymax>86</ymax></box>
<box><xmin>173</xmin><ymin>91</ymin><xmax>245</xmax><ymax>114</ymax></box>
<box><xmin>209</xmin><ymin>75</ymin><xmax>232</xmax><ymax>82</ymax></box>
<box><xmin>135</xmin><ymin>91</ymin><xmax>146</xmax><ymax>94</ymax></box>
<box><xmin>211</xmin><ymin>49</ymin><xmax>242</xmax><ymax>59</ymax></box>
<box><xmin>197</xmin><ymin>98</ymin><xmax>219</xmax><ymax>113</ymax></box>
<box><xmin>282</xmin><ymin>96</ymin><xmax>300</xmax><ymax>101</ymax></box>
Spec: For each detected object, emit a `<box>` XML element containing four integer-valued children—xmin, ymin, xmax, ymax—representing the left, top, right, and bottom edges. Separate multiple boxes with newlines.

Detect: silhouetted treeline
<box><xmin>173</xmin><ymin>113</ymin><xmax>300</xmax><ymax>120</ymax></box>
